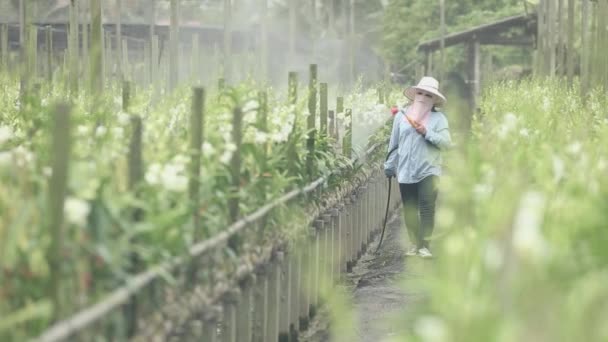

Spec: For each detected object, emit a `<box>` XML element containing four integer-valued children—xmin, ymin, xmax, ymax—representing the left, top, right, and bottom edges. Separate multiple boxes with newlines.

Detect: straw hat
<box><xmin>403</xmin><ymin>76</ymin><xmax>447</xmax><ymax>106</ymax></box>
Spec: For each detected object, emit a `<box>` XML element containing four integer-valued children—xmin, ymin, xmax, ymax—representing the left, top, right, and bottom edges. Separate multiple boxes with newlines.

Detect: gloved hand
<box><xmin>384</xmin><ymin>168</ymin><xmax>395</xmax><ymax>178</ymax></box>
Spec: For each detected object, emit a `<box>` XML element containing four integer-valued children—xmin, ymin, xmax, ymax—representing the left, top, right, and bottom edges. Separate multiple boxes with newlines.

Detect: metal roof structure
<box><xmin>417</xmin><ymin>13</ymin><xmax>538</xmax><ymax>52</ymax></box>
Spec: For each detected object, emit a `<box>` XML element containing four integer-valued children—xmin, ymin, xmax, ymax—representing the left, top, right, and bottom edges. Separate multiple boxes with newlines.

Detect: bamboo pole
<box><xmin>170</xmin><ymin>0</ymin><xmax>179</xmax><ymax>90</ymax></box>
<box><xmin>266</xmin><ymin>254</ymin><xmax>282</xmax><ymax>342</ymax></box>
<box><xmin>116</xmin><ymin>0</ymin><xmax>123</xmax><ymax>80</ymax></box>
<box><xmin>278</xmin><ymin>256</ymin><xmax>291</xmax><ymax>342</ymax></box>
<box><xmin>190</xmin><ymin>87</ymin><xmax>205</xmax><ymax>241</ymax></box>
<box><xmin>1</xmin><ymin>25</ymin><xmax>7</xmax><ymax>72</ymax></box>
<box><xmin>348</xmin><ymin>0</ymin><xmax>355</xmax><ymax>86</ymax></box>
<box><xmin>81</xmin><ymin>0</ymin><xmax>89</xmax><ymax>86</ymax></box>
<box><xmin>581</xmin><ymin>0</ymin><xmax>590</xmax><ymax>96</ymax></box>
<box><xmin>90</xmin><ymin>0</ymin><xmax>104</xmax><ymax>93</ymax></box>
<box><xmin>252</xmin><ymin>267</ymin><xmax>268</xmax><ymax>342</ymax></box>
<box><xmin>221</xmin><ymin>291</ymin><xmax>239</xmax><ymax>342</ymax></box>
<box><xmin>49</xmin><ymin>103</ymin><xmax>73</xmax><ymax>321</ymax></box>
<box><xmin>229</xmin><ymin>106</ymin><xmax>243</xmax><ymax>223</ymax></box>
<box><xmin>19</xmin><ymin>0</ymin><xmax>29</xmax><ymax>98</ymax></box>
<box><xmin>342</xmin><ymin>109</ymin><xmax>352</xmax><ymax>158</ymax></box>
<box><xmin>69</xmin><ymin>0</ymin><xmax>79</xmax><ymax>94</ymax></box>
<box><xmin>46</xmin><ymin>26</ymin><xmax>53</xmax><ymax>84</ymax></box>
<box><xmin>439</xmin><ymin>0</ymin><xmax>445</xmax><ymax>83</ymax></box>
<box><xmin>307</xmin><ymin>64</ymin><xmax>318</xmax><ymax>180</ymax></box>
<box><xmin>236</xmin><ymin>278</ymin><xmax>253</xmax><ymax>342</ymax></box>
<box><xmin>566</xmin><ymin>0</ymin><xmax>575</xmax><ymax>84</ymax></box>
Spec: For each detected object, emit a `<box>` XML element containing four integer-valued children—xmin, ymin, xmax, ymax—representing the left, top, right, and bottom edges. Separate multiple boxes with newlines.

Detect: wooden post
<box><xmin>48</xmin><ymin>103</ymin><xmax>72</xmax><ymax>321</ymax></box>
<box><xmin>342</xmin><ymin>109</ymin><xmax>352</xmax><ymax>158</ymax></box>
<box><xmin>223</xmin><ymin>0</ymin><xmax>233</xmax><ymax>83</ymax></box>
<box><xmin>307</xmin><ymin>64</ymin><xmax>318</xmax><ymax>180</ymax></box>
<box><xmin>320</xmin><ymin>82</ymin><xmax>328</xmax><ymax>136</ymax></box>
<box><xmin>336</xmin><ymin>96</ymin><xmax>343</xmax><ymax>139</ymax></box>
<box><xmin>90</xmin><ymin>0</ymin><xmax>104</xmax><ymax>93</ymax></box>
<box><xmin>190</xmin><ymin>88</ymin><xmax>205</xmax><ymax>240</ymax></box>
<box><xmin>328</xmin><ymin>110</ymin><xmax>335</xmax><ymax>140</ymax></box>
<box><xmin>169</xmin><ymin>0</ymin><xmax>179</xmax><ymax>90</ymax></box>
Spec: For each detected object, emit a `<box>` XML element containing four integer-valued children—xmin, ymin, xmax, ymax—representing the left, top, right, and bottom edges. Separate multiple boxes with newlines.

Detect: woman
<box><xmin>384</xmin><ymin>76</ymin><xmax>452</xmax><ymax>258</ymax></box>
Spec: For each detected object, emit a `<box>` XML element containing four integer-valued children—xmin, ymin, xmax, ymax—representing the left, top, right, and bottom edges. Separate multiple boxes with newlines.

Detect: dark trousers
<box><xmin>399</xmin><ymin>176</ymin><xmax>438</xmax><ymax>249</ymax></box>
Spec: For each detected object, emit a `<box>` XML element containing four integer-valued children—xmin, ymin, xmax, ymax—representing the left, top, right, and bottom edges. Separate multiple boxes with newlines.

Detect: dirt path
<box><xmin>301</xmin><ymin>212</ymin><xmax>427</xmax><ymax>342</ymax></box>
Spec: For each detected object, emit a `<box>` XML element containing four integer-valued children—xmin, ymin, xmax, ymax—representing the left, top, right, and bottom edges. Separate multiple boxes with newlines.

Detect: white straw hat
<box><xmin>404</xmin><ymin>76</ymin><xmax>447</xmax><ymax>106</ymax></box>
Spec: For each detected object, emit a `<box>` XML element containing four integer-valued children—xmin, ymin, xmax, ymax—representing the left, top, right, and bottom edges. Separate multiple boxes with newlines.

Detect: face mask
<box><xmin>407</xmin><ymin>91</ymin><xmax>434</xmax><ymax>122</ymax></box>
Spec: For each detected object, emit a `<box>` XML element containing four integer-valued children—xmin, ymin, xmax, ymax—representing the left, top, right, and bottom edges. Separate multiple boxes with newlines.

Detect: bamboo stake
<box><xmin>1</xmin><ymin>25</ymin><xmax>7</xmax><ymax>72</ymax></box>
<box><xmin>190</xmin><ymin>87</ymin><xmax>205</xmax><ymax>240</ymax></box>
<box><xmin>266</xmin><ymin>254</ymin><xmax>282</xmax><ymax>342</ymax></box>
<box><xmin>287</xmin><ymin>71</ymin><xmax>299</xmax><ymax>177</ymax></box>
<box><xmin>69</xmin><ymin>0</ymin><xmax>79</xmax><ymax>94</ymax></box>
<box><xmin>581</xmin><ymin>0</ymin><xmax>590</xmax><ymax>96</ymax></box>
<box><xmin>229</xmin><ymin>106</ymin><xmax>243</xmax><ymax>223</ymax></box>
<box><xmin>566</xmin><ymin>0</ymin><xmax>575</xmax><ymax>84</ymax></box>
<box><xmin>81</xmin><ymin>0</ymin><xmax>89</xmax><ymax>86</ymax></box>
<box><xmin>49</xmin><ymin>103</ymin><xmax>72</xmax><ymax>321</ymax></box>
<box><xmin>342</xmin><ymin>109</ymin><xmax>352</xmax><ymax>158</ymax></box>
<box><xmin>90</xmin><ymin>0</ymin><xmax>104</xmax><ymax>93</ymax></box>
<box><xmin>117</xmin><ymin>0</ymin><xmax>123</xmax><ymax>80</ymax></box>
<box><xmin>169</xmin><ymin>0</ymin><xmax>179</xmax><ymax>90</ymax></box>
<box><xmin>348</xmin><ymin>0</ymin><xmax>355</xmax><ymax>86</ymax></box>
<box><xmin>236</xmin><ymin>278</ymin><xmax>253</xmax><ymax>342</ymax></box>
<box><xmin>307</xmin><ymin>64</ymin><xmax>318</xmax><ymax>180</ymax></box>
<box><xmin>19</xmin><ymin>0</ymin><xmax>29</xmax><ymax>98</ymax></box>
<box><xmin>46</xmin><ymin>26</ymin><xmax>53</xmax><ymax>84</ymax></box>
<box><xmin>336</xmin><ymin>96</ymin><xmax>343</xmax><ymax>139</ymax></box>
<box><xmin>278</xmin><ymin>256</ymin><xmax>291</xmax><ymax>342</ymax></box>
<box><xmin>252</xmin><ymin>267</ymin><xmax>268</xmax><ymax>342</ymax></box>
<box><xmin>439</xmin><ymin>0</ymin><xmax>445</xmax><ymax>83</ymax></box>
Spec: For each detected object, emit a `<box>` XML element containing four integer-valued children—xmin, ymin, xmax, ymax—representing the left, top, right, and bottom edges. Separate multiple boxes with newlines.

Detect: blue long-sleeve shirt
<box><xmin>384</xmin><ymin>108</ymin><xmax>452</xmax><ymax>184</ymax></box>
